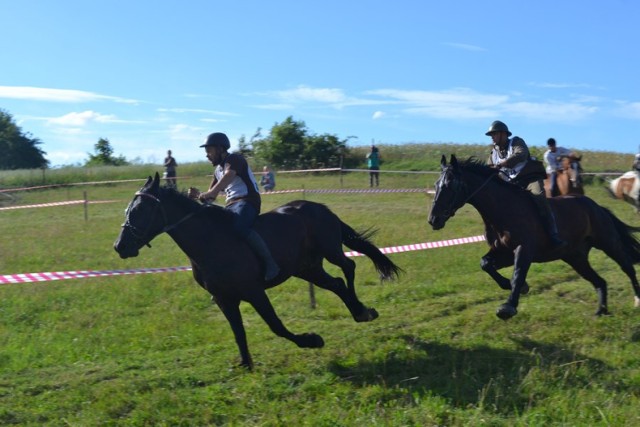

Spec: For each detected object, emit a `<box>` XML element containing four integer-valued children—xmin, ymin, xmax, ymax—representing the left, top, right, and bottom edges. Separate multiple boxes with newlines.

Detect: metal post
<box><xmin>83</xmin><ymin>191</ymin><xmax>88</xmax><ymax>221</ymax></box>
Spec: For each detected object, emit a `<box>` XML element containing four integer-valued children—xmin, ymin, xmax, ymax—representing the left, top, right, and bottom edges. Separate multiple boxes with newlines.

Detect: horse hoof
<box><xmin>297</xmin><ymin>333</ymin><xmax>325</xmax><ymax>348</ymax></box>
<box><xmin>355</xmin><ymin>307</ymin><xmax>379</xmax><ymax>322</ymax></box>
<box><xmin>496</xmin><ymin>304</ymin><xmax>517</xmax><ymax>320</ymax></box>
<box><xmin>634</xmin><ymin>296</ymin><xmax>640</xmax><ymax>308</ymax></box>
<box><xmin>595</xmin><ymin>307</ymin><xmax>611</xmax><ymax>316</ymax></box>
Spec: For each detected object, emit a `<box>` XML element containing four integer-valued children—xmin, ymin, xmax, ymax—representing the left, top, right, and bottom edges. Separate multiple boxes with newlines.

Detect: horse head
<box><xmin>428</xmin><ymin>154</ymin><xmax>469</xmax><ymax>230</ymax></box>
<box><xmin>114</xmin><ymin>172</ymin><xmax>167</xmax><ymax>258</ymax></box>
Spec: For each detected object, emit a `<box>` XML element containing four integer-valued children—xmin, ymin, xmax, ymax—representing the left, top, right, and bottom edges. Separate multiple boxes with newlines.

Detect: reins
<box><xmin>463</xmin><ymin>171</ymin><xmax>498</xmax><ymax>203</ymax></box>
<box><xmin>122</xmin><ymin>191</ymin><xmax>205</xmax><ymax>247</ymax></box>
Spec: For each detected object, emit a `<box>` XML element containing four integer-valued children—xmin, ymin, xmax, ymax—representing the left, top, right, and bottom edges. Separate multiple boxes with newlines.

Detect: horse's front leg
<box><xmin>480</xmin><ymin>248</ymin><xmax>529</xmax><ymax>295</ymax></box>
<box><xmin>214</xmin><ymin>295</ymin><xmax>253</xmax><ymax>369</ymax></box>
<box><xmin>248</xmin><ymin>288</ymin><xmax>325</xmax><ymax>350</ymax></box>
<box><xmin>496</xmin><ymin>245</ymin><xmax>533</xmax><ymax>320</ymax></box>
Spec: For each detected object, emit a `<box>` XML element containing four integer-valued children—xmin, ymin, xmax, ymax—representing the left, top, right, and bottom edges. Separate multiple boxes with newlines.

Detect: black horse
<box><xmin>428</xmin><ymin>155</ymin><xmax>640</xmax><ymax>320</ymax></box>
<box><xmin>114</xmin><ymin>173</ymin><xmax>401</xmax><ymax>369</ymax></box>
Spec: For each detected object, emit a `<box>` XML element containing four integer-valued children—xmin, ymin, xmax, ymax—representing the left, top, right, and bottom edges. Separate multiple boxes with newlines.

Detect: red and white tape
<box><xmin>0</xmin><ymin>235</ymin><xmax>486</xmax><ymax>285</ymax></box>
<box><xmin>0</xmin><ymin>200</ymin><xmax>119</xmax><ymax>211</ymax></box>
<box><xmin>264</xmin><ymin>188</ymin><xmax>433</xmax><ymax>195</ymax></box>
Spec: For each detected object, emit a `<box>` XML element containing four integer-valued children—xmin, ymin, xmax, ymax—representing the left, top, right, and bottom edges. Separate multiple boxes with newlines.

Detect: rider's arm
<box><xmin>499</xmin><ymin>139</ymin><xmax>529</xmax><ymax>169</ymax></box>
<box><xmin>200</xmin><ymin>164</ymin><xmax>236</xmax><ymax>201</ymax></box>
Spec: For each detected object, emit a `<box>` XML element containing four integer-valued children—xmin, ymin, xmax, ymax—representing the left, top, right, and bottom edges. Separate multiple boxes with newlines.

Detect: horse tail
<box><xmin>340</xmin><ymin>221</ymin><xmax>402</xmax><ymax>280</ymax></box>
<box><xmin>603</xmin><ymin>207</ymin><xmax>640</xmax><ymax>263</ymax></box>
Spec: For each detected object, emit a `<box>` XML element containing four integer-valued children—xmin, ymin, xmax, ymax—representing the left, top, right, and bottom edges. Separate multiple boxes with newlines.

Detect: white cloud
<box><xmin>613</xmin><ymin>101</ymin><xmax>640</xmax><ymax>119</ymax></box>
<box><xmin>275</xmin><ymin>85</ymin><xmax>348</xmax><ymax>103</ymax></box>
<box><xmin>47</xmin><ymin>111</ymin><xmax>119</xmax><ymax>126</ymax></box>
<box><xmin>443</xmin><ymin>42</ymin><xmax>486</xmax><ymax>52</ymax></box>
<box><xmin>505</xmin><ymin>102</ymin><xmax>597</xmax><ymax>121</ymax></box>
<box><xmin>366</xmin><ymin>88</ymin><xmax>597</xmax><ymax>121</ymax></box>
<box><xmin>157</xmin><ymin>107</ymin><xmax>237</xmax><ymax>116</ymax></box>
<box><xmin>0</xmin><ymin>85</ymin><xmax>138</xmax><ymax>104</ymax></box>
<box><xmin>528</xmin><ymin>82</ymin><xmax>592</xmax><ymax>89</ymax></box>
<box><xmin>372</xmin><ymin>111</ymin><xmax>385</xmax><ymax>120</ymax></box>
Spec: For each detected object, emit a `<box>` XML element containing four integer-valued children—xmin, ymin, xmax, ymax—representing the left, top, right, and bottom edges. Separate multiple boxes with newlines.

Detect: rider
<box><xmin>543</xmin><ymin>138</ymin><xmax>576</xmax><ymax>197</ymax></box>
<box><xmin>486</xmin><ymin>120</ymin><xmax>567</xmax><ymax>248</ymax></box>
<box><xmin>188</xmin><ymin>132</ymin><xmax>280</xmax><ymax>281</ymax></box>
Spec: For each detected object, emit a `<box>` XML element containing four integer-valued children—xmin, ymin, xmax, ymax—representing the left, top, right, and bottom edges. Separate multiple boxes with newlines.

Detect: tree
<box><xmin>252</xmin><ymin>116</ymin><xmax>349</xmax><ymax>169</ymax></box>
<box><xmin>0</xmin><ymin>109</ymin><xmax>49</xmax><ymax>170</ymax></box>
<box><xmin>85</xmin><ymin>138</ymin><xmax>129</xmax><ymax>166</ymax></box>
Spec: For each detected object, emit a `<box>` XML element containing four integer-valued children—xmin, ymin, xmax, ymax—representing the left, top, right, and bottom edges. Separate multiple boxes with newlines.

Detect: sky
<box><xmin>1</xmin><ymin>0</ymin><xmax>639</xmax><ymax>167</ymax></box>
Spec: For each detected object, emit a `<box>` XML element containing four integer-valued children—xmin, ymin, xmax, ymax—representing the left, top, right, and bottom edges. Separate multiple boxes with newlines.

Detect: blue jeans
<box><xmin>225</xmin><ymin>200</ymin><xmax>258</xmax><ymax>239</ymax></box>
<box><xmin>549</xmin><ymin>171</ymin><xmax>558</xmax><ymax>196</ymax></box>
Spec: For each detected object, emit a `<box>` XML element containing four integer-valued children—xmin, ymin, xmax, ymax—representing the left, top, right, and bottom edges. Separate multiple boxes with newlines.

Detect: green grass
<box><xmin>2</xmin><ymin>154</ymin><xmax>640</xmax><ymax>425</ymax></box>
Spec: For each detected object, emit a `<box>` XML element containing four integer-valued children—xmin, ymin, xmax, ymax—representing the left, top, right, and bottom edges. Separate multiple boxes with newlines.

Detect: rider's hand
<box><xmin>187</xmin><ymin>187</ymin><xmax>200</xmax><ymax>200</ymax></box>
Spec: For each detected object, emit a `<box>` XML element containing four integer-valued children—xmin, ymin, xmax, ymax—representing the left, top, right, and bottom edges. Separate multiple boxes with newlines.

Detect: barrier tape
<box><xmin>0</xmin><ymin>234</ymin><xmax>486</xmax><ymax>284</ymax></box>
<box><xmin>0</xmin><ymin>200</ymin><xmax>118</xmax><ymax>211</ymax></box>
<box><xmin>0</xmin><ymin>189</ymin><xmax>435</xmax><ymax>211</ymax></box>
<box><xmin>264</xmin><ymin>188</ymin><xmax>434</xmax><ymax>195</ymax></box>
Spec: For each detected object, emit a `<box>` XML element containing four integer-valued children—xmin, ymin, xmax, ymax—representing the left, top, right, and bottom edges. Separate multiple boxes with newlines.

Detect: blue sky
<box><xmin>1</xmin><ymin>0</ymin><xmax>639</xmax><ymax>167</ymax></box>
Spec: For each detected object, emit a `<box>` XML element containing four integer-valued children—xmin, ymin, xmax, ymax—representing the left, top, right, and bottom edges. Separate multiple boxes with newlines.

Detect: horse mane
<box><xmin>457</xmin><ymin>157</ymin><xmax>532</xmax><ymax>196</ymax></box>
<box><xmin>158</xmin><ymin>186</ymin><xmax>234</xmax><ymax>223</ymax></box>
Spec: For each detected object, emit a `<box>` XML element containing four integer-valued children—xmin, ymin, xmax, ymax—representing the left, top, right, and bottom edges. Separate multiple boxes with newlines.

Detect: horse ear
<box><xmin>151</xmin><ymin>172</ymin><xmax>160</xmax><ymax>192</ymax></box>
<box><xmin>440</xmin><ymin>155</ymin><xmax>447</xmax><ymax>168</ymax></box>
<box><xmin>450</xmin><ymin>154</ymin><xmax>458</xmax><ymax>167</ymax></box>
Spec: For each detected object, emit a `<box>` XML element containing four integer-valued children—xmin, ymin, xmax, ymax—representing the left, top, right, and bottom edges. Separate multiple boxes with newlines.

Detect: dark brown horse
<box><xmin>114</xmin><ymin>173</ymin><xmax>400</xmax><ymax>369</ymax></box>
<box><xmin>428</xmin><ymin>155</ymin><xmax>640</xmax><ymax>320</ymax></box>
<box><xmin>544</xmin><ymin>155</ymin><xmax>584</xmax><ymax>197</ymax></box>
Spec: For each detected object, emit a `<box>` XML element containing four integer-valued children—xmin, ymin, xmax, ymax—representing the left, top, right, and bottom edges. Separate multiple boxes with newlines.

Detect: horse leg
<box><xmin>247</xmin><ymin>289</ymin><xmax>325</xmax><ymax>349</ymax></box>
<box><xmin>562</xmin><ymin>253</ymin><xmax>610</xmax><ymax>316</ymax></box>
<box><xmin>599</xmin><ymin>245</ymin><xmax>640</xmax><ymax>309</ymax></box>
<box><xmin>214</xmin><ymin>296</ymin><xmax>254</xmax><ymax>369</ymax></box>
<box><xmin>480</xmin><ymin>249</ymin><xmax>530</xmax><ymax>295</ymax></box>
<box><xmin>298</xmin><ymin>264</ymin><xmax>378</xmax><ymax>322</ymax></box>
<box><xmin>496</xmin><ymin>245</ymin><xmax>533</xmax><ymax>320</ymax></box>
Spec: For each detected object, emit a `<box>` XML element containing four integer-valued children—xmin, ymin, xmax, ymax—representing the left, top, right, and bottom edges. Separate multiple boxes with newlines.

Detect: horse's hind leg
<box><xmin>600</xmin><ymin>245</ymin><xmax>640</xmax><ymax>308</ymax></box>
<box><xmin>247</xmin><ymin>288</ymin><xmax>325</xmax><ymax>349</ymax></box>
<box><xmin>298</xmin><ymin>262</ymin><xmax>378</xmax><ymax>323</ymax></box>
<box><xmin>562</xmin><ymin>253</ymin><xmax>610</xmax><ymax>316</ymax></box>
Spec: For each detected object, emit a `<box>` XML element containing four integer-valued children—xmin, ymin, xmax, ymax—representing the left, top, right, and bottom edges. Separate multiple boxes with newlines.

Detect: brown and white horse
<box><xmin>544</xmin><ymin>155</ymin><xmax>584</xmax><ymax>197</ymax></box>
<box><xmin>608</xmin><ymin>171</ymin><xmax>640</xmax><ymax>213</ymax></box>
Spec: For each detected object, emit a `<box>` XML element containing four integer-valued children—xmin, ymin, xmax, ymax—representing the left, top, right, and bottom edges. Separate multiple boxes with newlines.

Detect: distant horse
<box><xmin>607</xmin><ymin>171</ymin><xmax>640</xmax><ymax>213</ymax></box>
<box><xmin>428</xmin><ymin>155</ymin><xmax>640</xmax><ymax>320</ymax></box>
<box><xmin>114</xmin><ymin>173</ymin><xmax>401</xmax><ymax>369</ymax></box>
<box><xmin>544</xmin><ymin>155</ymin><xmax>584</xmax><ymax>197</ymax></box>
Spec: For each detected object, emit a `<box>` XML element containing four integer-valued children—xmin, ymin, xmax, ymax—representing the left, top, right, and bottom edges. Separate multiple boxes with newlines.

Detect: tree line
<box><xmin>0</xmin><ymin>109</ymin><xmax>358</xmax><ymax>171</ymax></box>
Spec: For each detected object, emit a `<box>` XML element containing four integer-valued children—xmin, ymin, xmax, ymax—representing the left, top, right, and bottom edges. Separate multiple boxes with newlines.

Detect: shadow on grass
<box><xmin>328</xmin><ymin>335</ymin><xmax>612</xmax><ymax>415</ymax></box>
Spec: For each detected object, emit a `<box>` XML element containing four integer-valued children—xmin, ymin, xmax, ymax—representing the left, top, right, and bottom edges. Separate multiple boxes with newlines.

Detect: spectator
<box><xmin>163</xmin><ymin>149</ymin><xmax>178</xmax><ymax>188</ymax></box>
<box><xmin>260</xmin><ymin>166</ymin><xmax>276</xmax><ymax>192</ymax></box>
<box><xmin>366</xmin><ymin>145</ymin><xmax>380</xmax><ymax>187</ymax></box>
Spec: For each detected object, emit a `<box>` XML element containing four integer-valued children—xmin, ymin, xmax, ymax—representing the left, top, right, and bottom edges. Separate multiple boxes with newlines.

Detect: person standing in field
<box><xmin>366</xmin><ymin>145</ymin><xmax>380</xmax><ymax>187</ymax></box>
<box><xmin>163</xmin><ymin>149</ymin><xmax>178</xmax><ymax>188</ymax></box>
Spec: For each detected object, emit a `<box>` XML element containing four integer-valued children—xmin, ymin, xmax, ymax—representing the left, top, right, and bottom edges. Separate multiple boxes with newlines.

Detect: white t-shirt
<box><xmin>544</xmin><ymin>147</ymin><xmax>572</xmax><ymax>173</ymax></box>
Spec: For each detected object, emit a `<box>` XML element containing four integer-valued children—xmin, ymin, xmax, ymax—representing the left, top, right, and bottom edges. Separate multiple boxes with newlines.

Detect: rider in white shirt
<box><xmin>543</xmin><ymin>138</ymin><xmax>575</xmax><ymax>197</ymax></box>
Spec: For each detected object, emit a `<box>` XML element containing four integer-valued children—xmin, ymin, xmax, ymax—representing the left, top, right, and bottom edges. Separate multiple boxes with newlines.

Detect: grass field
<box><xmin>2</xmin><ymin>154</ymin><xmax>640</xmax><ymax>425</ymax></box>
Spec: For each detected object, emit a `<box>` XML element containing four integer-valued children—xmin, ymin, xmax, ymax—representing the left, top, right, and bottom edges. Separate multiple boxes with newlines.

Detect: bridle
<box><xmin>435</xmin><ymin>167</ymin><xmax>496</xmax><ymax>219</ymax></box>
<box><xmin>121</xmin><ymin>191</ymin><xmax>202</xmax><ymax>248</ymax></box>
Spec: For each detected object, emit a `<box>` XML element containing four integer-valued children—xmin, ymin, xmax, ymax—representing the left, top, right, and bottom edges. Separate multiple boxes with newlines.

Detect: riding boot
<box><xmin>541</xmin><ymin>207</ymin><xmax>567</xmax><ymax>249</ymax></box>
<box><xmin>245</xmin><ymin>229</ymin><xmax>280</xmax><ymax>281</ymax></box>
